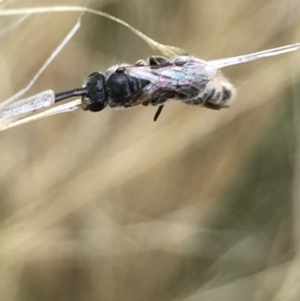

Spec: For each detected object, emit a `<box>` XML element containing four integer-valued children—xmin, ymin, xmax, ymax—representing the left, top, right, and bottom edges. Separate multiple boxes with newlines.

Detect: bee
<box><xmin>54</xmin><ymin>55</ymin><xmax>234</xmax><ymax>122</ymax></box>
<box><xmin>56</xmin><ymin>43</ymin><xmax>300</xmax><ymax>122</ymax></box>
<box><xmin>1</xmin><ymin>6</ymin><xmax>300</xmax><ymax>131</ymax></box>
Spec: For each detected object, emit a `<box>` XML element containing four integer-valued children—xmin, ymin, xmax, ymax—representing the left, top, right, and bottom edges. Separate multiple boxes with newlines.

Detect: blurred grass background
<box><xmin>0</xmin><ymin>0</ymin><xmax>300</xmax><ymax>300</ymax></box>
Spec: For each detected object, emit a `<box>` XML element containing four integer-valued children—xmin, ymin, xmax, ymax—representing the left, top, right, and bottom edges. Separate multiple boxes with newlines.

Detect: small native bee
<box><xmin>0</xmin><ymin>6</ymin><xmax>300</xmax><ymax>130</ymax></box>
<box><xmin>55</xmin><ymin>55</ymin><xmax>235</xmax><ymax>122</ymax></box>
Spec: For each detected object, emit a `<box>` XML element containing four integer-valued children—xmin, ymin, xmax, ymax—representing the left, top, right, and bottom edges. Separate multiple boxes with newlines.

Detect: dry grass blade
<box><xmin>0</xmin><ymin>5</ymin><xmax>187</xmax><ymax>57</ymax></box>
<box><xmin>0</xmin><ymin>1</ymin><xmax>300</xmax><ymax>301</ymax></box>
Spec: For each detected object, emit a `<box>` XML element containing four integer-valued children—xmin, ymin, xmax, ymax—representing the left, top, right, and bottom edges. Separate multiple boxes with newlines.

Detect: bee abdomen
<box><xmin>201</xmin><ymin>79</ymin><xmax>235</xmax><ymax>109</ymax></box>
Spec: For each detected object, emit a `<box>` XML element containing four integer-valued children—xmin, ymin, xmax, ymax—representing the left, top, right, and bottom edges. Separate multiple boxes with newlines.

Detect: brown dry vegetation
<box><xmin>0</xmin><ymin>0</ymin><xmax>300</xmax><ymax>300</ymax></box>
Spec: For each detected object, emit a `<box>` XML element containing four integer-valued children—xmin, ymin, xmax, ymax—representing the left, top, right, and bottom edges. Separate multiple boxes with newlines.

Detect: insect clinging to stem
<box><xmin>0</xmin><ymin>5</ymin><xmax>300</xmax><ymax>131</ymax></box>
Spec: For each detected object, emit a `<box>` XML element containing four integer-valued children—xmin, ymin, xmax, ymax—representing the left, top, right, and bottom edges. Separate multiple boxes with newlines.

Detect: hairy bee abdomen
<box><xmin>201</xmin><ymin>82</ymin><xmax>235</xmax><ymax>109</ymax></box>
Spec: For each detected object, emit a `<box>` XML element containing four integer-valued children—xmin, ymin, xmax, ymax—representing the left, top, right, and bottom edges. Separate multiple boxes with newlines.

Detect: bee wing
<box><xmin>209</xmin><ymin>42</ymin><xmax>300</xmax><ymax>69</ymax></box>
<box><xmin>119</xmin><ymin>58</ymin><xmax>217</xmax><ymax>107</ymax></box>
<box><xmin>116</xmin><ymin>64</ymin><xmax>167</xmax><ymax>106</ymax></box>
<box><xmin>124</xmin><ymin>65</ymin><xmax>160</xmax><ymax>82</ymax></box>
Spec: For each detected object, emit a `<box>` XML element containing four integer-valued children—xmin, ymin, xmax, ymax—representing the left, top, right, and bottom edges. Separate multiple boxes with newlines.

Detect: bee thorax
<box><xmin>106</xmin><ymin>71</ymin><xmax>150</xmax><ymax>108</ymax></box>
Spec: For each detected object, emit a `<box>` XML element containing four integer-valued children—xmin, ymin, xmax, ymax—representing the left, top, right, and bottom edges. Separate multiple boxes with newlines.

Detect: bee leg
<box><xmin>148</xmin><ymin>55</ymin><xmax>169</xmax><ymax>65</ymax></box>
<box><xmin>153</xmin><ymin>105</ymin><xmax>164</xmax><ymax>121</ymax></box>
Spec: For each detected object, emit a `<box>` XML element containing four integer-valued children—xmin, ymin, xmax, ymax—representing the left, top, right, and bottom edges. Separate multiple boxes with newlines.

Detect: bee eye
<box><xmin>82</xmin><ymin>73</ymin><xmax>108</xmax><ymax>112</ymax></box>
<box><xmin>96</xmin><ymin>82</ymin><xmax>103</xmax><ymax>92</ymax></box>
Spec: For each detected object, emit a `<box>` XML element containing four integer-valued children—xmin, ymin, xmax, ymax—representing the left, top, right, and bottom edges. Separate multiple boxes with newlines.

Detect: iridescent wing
<box><xmin>1</xmin><ymin>5</ymin><xmax>300</xmax><ymax>130</ymax></box>
<box><xmin>122</xmin><ymin>56</ymin><xmax>218</xmax><ymax>105</ymax></box>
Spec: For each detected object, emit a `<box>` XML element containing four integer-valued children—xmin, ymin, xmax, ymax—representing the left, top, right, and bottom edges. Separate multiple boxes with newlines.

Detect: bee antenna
<box><xmin>153</xmin><ymin>105</ymin><xmax>164</xmax><ymax>121</ymax></box>
<box><xmin>55</xmin><ymin>87</ymin><xmax>86</xmax><ymax>103</ymax></box>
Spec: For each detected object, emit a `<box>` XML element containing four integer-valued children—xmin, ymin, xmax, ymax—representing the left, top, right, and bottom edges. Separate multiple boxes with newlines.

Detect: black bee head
<box><xmin>81</xmin><ymin>72</ymin><xmax>108</xmax><ymax>112</ymax></box>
